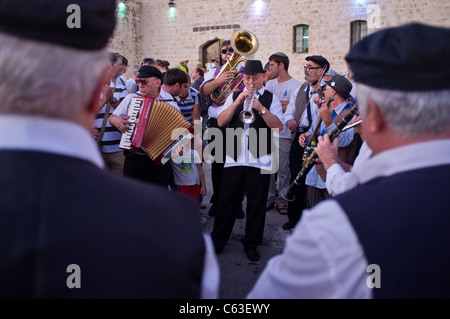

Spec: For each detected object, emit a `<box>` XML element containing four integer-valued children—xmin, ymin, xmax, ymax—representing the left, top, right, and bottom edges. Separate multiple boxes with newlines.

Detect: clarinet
<box><xmin>280</xmin><ymin>103</ymin><xmax>359</xmax><ymax>202</ymax></box>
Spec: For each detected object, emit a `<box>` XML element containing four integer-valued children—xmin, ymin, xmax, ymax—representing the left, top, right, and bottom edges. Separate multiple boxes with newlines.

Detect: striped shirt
<box><xmin>175</xmin><ymin>87</ymin><xmax>201</xmax><ymax>124</ymax></box>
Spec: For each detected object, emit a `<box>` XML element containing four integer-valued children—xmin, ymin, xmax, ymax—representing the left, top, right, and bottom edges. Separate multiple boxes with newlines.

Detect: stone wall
<box><xmin>109</xmin><ymin>0</ymin><xmax>450</xmax><ymax>81</ymax></box>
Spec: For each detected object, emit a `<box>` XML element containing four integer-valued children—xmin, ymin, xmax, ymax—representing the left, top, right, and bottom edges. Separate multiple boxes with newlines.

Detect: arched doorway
<box><xmin>202</xmin><ymin>39</ymin><xmax>223</xmax><ymax>68</ymax></box>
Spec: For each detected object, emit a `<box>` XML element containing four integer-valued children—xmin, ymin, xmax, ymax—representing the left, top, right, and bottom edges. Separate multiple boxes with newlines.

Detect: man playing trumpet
<box><xmin>211</xmin><ymin>60</ymin><xmax>283</xmax><ymax>262</ymax></box>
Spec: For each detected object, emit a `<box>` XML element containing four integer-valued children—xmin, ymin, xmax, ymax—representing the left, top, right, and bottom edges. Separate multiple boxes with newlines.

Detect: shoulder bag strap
<box><xmin>97</xmin><ymin>102</ymin><xmax>113</xmax><ymax>145</ymax></box>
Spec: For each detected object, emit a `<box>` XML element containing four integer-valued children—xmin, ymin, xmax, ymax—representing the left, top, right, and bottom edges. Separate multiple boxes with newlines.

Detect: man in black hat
<box><xmin>0</xmin><ymin>0</ymin><xmax>218</xmax><ymax>298</ymax></box>
<box><xmin>109</xmin><ymin>65</ymin><xmax>183</xmax><ymax>187</ymax></box>
<box><xmin>211</xmin><ymin>59</ymin><xmax>283</xmax><ymax>261</ymax></box>
<box><xmin>298</xmin><ymin>74</ymin><xmax>358</xmax><ymax>208</ymax></box>
<box><xmin>248</xmin><ymin>23</ymin><xmax>450</xmax><ymax>299</ymax></box>
<box><xmin>281</xmin><ymin>55</ymin><xmax>330</xmax><ymax>230</ymax></box>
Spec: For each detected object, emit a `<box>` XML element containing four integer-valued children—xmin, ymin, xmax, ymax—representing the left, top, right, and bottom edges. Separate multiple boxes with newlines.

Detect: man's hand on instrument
<box><xmin>251</xmin><ymin>98</ymin><xmax>264</xmax><ymax>112</ymax></box>
<box><xmin>348</xmin><ymin>115</ymin><xmax>363</xmax><ymax>136</ymax></box>
<box><xmin>313</xmin><ymin>95</ymin><xmax>325</xmax><ymax>107</ymax></box>
<box><xmin>217</xmin><ymin>70</ymin><xmax>233</xmax><ymax>84</ymax></box>
<box><xmin>299</xmin><ymin>133</ymin><xmax>311</xmax><ymax>147</ymax></box>
<box><xmin>319</xmin><ymin>104</ymin><xmax>333</xmax><ymax>127</ymax></box>
<box><xmin>286</xmin><ymin>119</ymin><xmax>298</xmax><ymax>132</ymax></box>
<box><xmin>109</xmin><ymin>114</ymin><xmax>129</xmax><ymax>133</ymax></box>
<box><xmin>315</xmin><ymin>133</ymin><xmax>339</xmax><ymax>170</ymax></box>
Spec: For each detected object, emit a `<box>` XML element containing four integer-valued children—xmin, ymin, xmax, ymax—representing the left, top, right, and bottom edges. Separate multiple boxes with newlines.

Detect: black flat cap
<box><xmin>242</xmin><ymin>60</ymin><xmax>264</xmax><ymax>75</ymax></box>
<box><xmin>137</xmin><ymin>66</ymin><xmax>162</xmax><ymax>80</ymax></box>
<box><xmin>326</xmin><ymin>75</ymin><xmax>353</xmax><ymax>99</ymax></box>
<box><xmin>306</xmin><ymin>55</ymin><xmax>330</xmax><ymax>72</ymax></box>
<box><xmin>345</xmin><ymin>23</ymin><xmax>450</xmax><ymax>91</ymax></box>
<box><xmin>0</xmin><ymin>0</ymin><xmax>116</xmax><ymax>50</ymax></box>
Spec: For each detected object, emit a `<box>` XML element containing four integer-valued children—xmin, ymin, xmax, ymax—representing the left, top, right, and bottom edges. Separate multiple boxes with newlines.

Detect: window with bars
<box><xmin>293</xmin><ymin>24</ymin><xmax>309</xmax><ymax>53</ymax></box>
<box><xmin>350</xmin><ymin>20</ymin><xmax>368</xmax><ymax>47</ymax></box>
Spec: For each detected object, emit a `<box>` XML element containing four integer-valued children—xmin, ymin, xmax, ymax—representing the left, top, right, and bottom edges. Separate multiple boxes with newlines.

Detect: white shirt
<box><xmin>217</xmin><ymin>86</ymin><xmax>283</xmax><ymax>173</ymax></box>
<box><xmin>247</xmin><ymin>139</ymin><xmax>450</xmax><ymax>299</ymax></box>
<box><xmin>265</xmin><ymin>77</ymin><xmax>302</xmax><ymax>139</ymax></box>
<box><xmin>0</xmin><ymin>114</ymin><xmax>220</xmax><ymax>299</ymax></box>
<box><xmin>326</xmin><ymin>141</ymin><xmax>372</xmax><ymax>196</ymax></box>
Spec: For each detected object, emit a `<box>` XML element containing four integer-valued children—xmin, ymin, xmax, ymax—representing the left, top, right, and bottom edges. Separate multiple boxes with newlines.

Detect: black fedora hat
<box><xmin>242</xmin><ymin>60</ymin><xmax>265</xmax><ymax>75</ymax></box>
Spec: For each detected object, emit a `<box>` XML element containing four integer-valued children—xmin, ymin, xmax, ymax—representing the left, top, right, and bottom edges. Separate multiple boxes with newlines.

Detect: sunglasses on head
<box><xmin>221</xmin><ymin>47</ymin><xmax>234</xmax><ymax>54</ymax></box>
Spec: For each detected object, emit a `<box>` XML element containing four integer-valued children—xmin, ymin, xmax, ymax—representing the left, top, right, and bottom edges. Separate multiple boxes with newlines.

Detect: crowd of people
<box><xmin>2</xmin><ymin>0</ymin><xmax>450</xmax><ymax>300</ymax></box>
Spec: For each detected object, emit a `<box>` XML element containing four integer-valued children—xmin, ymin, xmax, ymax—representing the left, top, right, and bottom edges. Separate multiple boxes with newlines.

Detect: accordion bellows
<box><xmin>141</xmin><ymin>100</ymin><xmax>191</xmax><ymax>161</ymax></box>
<box><xmin>120</xmin><ymin>97</ymin><xmax>192</xmax><ymax>162</ymax></box>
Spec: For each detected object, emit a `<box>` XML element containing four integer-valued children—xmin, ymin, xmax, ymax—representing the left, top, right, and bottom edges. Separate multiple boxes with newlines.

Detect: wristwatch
<box><xmin>259</xmin><ymin>107</ymin><xmax>266</xmax><ymax>115</ymax></box>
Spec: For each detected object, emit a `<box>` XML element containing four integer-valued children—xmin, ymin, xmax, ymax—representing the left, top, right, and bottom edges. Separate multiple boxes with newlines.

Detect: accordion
<box><xmin>119</xmin><ymin>96</ymin><xmax>193</xmax><ymax>164</ymax></box>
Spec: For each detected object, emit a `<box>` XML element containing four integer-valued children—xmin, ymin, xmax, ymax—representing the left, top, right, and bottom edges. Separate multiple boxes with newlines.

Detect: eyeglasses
<box><xmin>136</xmin><ymin>79</ymin><xmax>152</xmax><ymax>85</ymax></box>
<box><xmin>304</xmin><ymin>65</ymin><xmax>322</xmax><ymax>71</ymax></box>
<box><xmin>221</xmin><ymin>47</ymin><xmax>234</xmax><ymax>54</ymax></box>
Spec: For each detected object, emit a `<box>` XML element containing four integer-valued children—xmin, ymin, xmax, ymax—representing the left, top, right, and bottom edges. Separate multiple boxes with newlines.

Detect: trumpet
<box><xmin>239</xmin><ymin>85</ymin><xmax>256</xmax><ymax>124</ymax></box>
<box><xmin>210</xmin><ymin>29</ymin><xmax>259</xmax><ymax>106</ymax></box>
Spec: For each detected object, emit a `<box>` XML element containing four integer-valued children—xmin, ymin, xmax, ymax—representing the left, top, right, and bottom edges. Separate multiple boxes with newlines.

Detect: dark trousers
<box><xmin>211</xmin><ymin>166</ymin><xmax>271</xmax><ymax>251</ymax></box>
<box><xmin>124</xmin><ymin>151</ymin><xmax>172</xmax><ymax>188</ymax></box>
<box><xmin>287</xmin><ymin>131</ymin><xmax>308</xmax><ymax>225</ymax></box>
<box><xmin>206</xmin><ymin>118</ymin><xmax>226</xmax><ymax>206</ymax></box>
<box><xmin>306</xmin><ymin>185</ymin><xmax>331</xmax><ymax>208</ymax></box>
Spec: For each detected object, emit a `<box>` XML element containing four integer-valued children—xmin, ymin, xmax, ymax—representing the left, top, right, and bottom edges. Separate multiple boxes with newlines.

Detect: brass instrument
<box><xmin>210</xmin><ymin>29</ymin><xmax>259</xmax><ymax>106</ymax></box>
<box><xmin>239</xmin><ymin>84</ymin><xmax>256</xmax><ymax>124</ymax></box>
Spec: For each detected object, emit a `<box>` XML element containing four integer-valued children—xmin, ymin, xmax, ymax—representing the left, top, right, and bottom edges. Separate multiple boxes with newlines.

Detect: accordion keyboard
<box><xmin>119</xmin><ymin>97</ymin><xmax>143</xmax><ymax>150</ymax></box>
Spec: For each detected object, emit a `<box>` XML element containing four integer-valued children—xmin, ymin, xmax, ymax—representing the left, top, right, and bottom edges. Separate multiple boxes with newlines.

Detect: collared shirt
<box><xmin>305</xmin><ymin>101</ymin><xmax>355</xmax><ymax>189</ymax></box>
<box><xmin>326</xmin><ymin>141</ymin><xmax>372</xmax><ymax>196</ymax></box>
<box><xmin>247</xmin><ymin>139</ymin><xmax>450</xmax><ymax>299</ymax></box>
<box><xmin>0</xmin><ymin>115</ymin><xmax>104</xmax><ymax>168</ymax></box>
<box><xmin>284</xmin><ymin>84</ymin><xmax>319</xmax><ymax>130</ymax></box>
<box><xmin>217</xmin><ymin>86</ymin><xmax>283</xmax><ymax>172</ymax></box>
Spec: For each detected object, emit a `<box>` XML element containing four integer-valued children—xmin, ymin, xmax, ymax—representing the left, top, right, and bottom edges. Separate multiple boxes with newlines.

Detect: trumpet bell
<box><xmin>239</xmin><ymin>110</ymin><xmax>255</xmax><ymax>124</ymax></box>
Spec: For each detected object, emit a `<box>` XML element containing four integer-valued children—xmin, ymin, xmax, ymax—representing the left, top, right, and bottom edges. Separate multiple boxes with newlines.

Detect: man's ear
<box><xmin>87</xmin><ymin>68</ymin><xmax>109</xmax><ymax>115</ymax></box>
<box><xmin>366</xmin><ymin>98</ymin><xmax>386</xmax><ymax>134</ymax></box>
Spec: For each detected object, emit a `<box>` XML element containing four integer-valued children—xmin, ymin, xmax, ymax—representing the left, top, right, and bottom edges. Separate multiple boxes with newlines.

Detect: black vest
<box><xmin>227</xmin><ymin>90</ymin><xmax>274</xmax><ymax>161</ymax></box>
<box><xmin>335</xmin><ymin>164</ymin><xmax>450</xmax><ymax>299</ymax></box>
<box><xmin>0</xmin><ymin>150</ymin><xmax>205</xmax><ymax>298</ymax></box>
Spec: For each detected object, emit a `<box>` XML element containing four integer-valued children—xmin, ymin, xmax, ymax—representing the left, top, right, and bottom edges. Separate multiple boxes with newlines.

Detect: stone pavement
<box><xmin>199</xmin><ymin>162</ymin><xmax>294</xmax><ymax>299</ymax></box>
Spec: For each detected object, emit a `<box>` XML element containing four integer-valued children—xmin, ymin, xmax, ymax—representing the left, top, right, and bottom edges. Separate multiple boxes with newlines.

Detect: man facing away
<box><xmin>0</xmin><ymin>0</ymin><xmax>219</xmax><ymax>298</ymax></box>
<box><xmin>248</xmin><ymin>22</ymin><xmax>450</xmax><ymax>299</ymax></box>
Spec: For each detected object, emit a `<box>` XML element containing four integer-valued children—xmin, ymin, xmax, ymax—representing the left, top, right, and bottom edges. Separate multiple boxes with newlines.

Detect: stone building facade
<box><xmin>108</xmin><ymin>0</ymin><xmax>450</xmax><ymax>81</ymax></box>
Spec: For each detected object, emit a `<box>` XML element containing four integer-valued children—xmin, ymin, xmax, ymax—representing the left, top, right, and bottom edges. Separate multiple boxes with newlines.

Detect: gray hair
<box><xmin>356</xmin><ymin>83</ymin><xmax>450</xmax><ymax>137</ymax></box>
<box><xmin>0</xmin><ymin>32</ymin><xmax>107</xmax><ymax>122</ymax></box>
